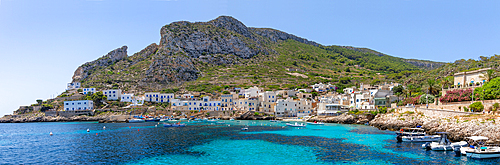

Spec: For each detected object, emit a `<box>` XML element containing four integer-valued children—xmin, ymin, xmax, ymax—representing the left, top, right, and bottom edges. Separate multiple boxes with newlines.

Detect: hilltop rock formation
<box><xmin>72</xmin><ymin>46</ymin><xmax>128</xmax><ymax>82</ymax></box>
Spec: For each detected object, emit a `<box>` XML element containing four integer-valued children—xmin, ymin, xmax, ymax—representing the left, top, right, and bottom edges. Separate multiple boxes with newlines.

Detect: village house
<box><xmin>220</xmin><ymin>93</ymin><xmax>238</xmax><ymax>111</ymax></box>
<box><xmin>296</xmin><ymin>99</ymin><xmax>312</xmax><ymax>117</ymax></box>
<box><xmin>453</xmin><ymin>68</ymin><xmax>491</xmax><ymax>87</ymax></box>
<box><xmin>103</xmin><ymin>89</ymin><xmax>122</xmax><ymax>101</ymax></box>
<box><xmin>64</xmin><ymin>100</ymin><xmax>93</xmax><ymax>111</ymax></box>
<box><xmin>67</xmin><ymin>82</ymin><xmax>81</xmax><ymax>90</ymax></box>
<box><xmin>274</xmin><ymin>97</ymin><xmax>297</xmax><ymax>117</ymax></box>
<box><xmin>82</xmin><ymin>88</ymin><xmax>96</xmax><ymax>95</ymax></box>
<box><xmin>259</xmin><ymin>91</ymin><xmax>276</xmax><ymax>113</ymax></box>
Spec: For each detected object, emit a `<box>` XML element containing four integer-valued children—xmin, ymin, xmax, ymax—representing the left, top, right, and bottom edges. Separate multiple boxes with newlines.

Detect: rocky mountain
<box><xmin>71</xmin><ymin>16</ymin><xmax>443</xmax><ymax>93</ymax></box>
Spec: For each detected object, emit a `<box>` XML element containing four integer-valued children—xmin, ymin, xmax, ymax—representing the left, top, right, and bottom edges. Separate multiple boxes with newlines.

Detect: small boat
<box><xmin>395</xmin><ymin>127</ymin><xmax>426</xmax><ymax>136</ymax></box>
<box><xmin>206</xmin><ymin>119</ymin><xmax>218</xmax><ymax>123</ymax></box>
<box><xmin>306</xmin><ymin>122</ymin><xmax>325</xmax><ymax>125</ymax></box>
<box><xmin>422</xmin><ymin>132</ymin><xmax>467</xmax><ymax>151</ymax></box>
<box><xmin>229</xmin><ymin>118</ymin><xmax>235</xmax><ymax>121</ymax></box>
<box><xmin>400</xmin><ymin>135</ymin><xmax>441</xmax><ymax>142</ymax></box>
<box><xmin>286</xmin><ymin>122</ymin><xmax>306</xmax><ymax>127</ymax></box>
<box><xmin>466</xmin><ymin>146</ymin><xmax>500</xmax><ymax>159</ymax></box>
<box><xmin>128</xmin><ymin>119</ymin><xmax>145</xmax><ymax>123</ymax></box>
<box><xmin>236</xmin><ymin>121</ymin><xmax>241</xmax><ymax>122</ymax></box>
<box><xmin>455</xmin><ymin>136</ymin><xmax>490</xmax><ymax>156</ymax></box>
<box><xmin>216</xmin><ymin>121</ymin><xmax>225</xmax><ymax>124</ymax></box>
<box><xmin>145</xmin><ymin>118</ymin><xmax>160</xmax><ymax>122</ymax></box>
<box><xmin>163</xmin><ymin>123</ymin><xmax>186</xmax><ymax>127</ymax></box>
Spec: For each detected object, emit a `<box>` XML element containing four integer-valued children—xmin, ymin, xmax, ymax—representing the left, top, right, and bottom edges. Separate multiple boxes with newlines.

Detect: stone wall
<box><xmin>400</xmin><ymin>107</ymin><xmax>479</xmax><ymax>118</ymax></box>
<box><xmin>429</xmin><ymin>99</ymin><xmax>500</xmax><ymax>112</ymax></box>
<box><xmin>58</xmin><ymin>110</ymin><xmax>94</xmax><ymax>117</ymax></box>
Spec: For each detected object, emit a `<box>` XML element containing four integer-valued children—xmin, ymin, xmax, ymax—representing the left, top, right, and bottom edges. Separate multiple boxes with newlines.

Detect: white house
<box><xmin>221</xmin><ymin>94</ymin><xmax>238</xmax><ymax>111</ymax></box>
<box><xmin>145</xmin><ymin>92</ymin><xmax>160</xmax><ymax>102</ymax></box>
<box><xmin>171</xmin><ymin>96</ymin><xmax>221</xmax><ymax>111</ymax></box>
<box><xmin>243</xmin><ymin>86</ymin><xmax>262</xmax><ymax>98</ymax></box>
<box><xmin>121</xmin><ymin>93</ymin><xmax>134</xmax><ymax>102</ymax></box>
<box><xmin>274</xmin><ymin>98</ymin><xmax>297</xmax><ymax>117</ymax></box>
<box><xmin>64</xmin><ymin>100</ymin><xmax>93</xmax><ymax>111</ymax></box>
<box><xmin>260</xmin><ymin>91</ymin><xmax>276</xmax><ymax>112</ymax></box>
<box><xmin>145</xmin><ymin>92</ymin><xmax>175</xmax><ymax>103</ymax></box>
<box><xmin>296</xmin><ymin>99</ymin><xmax>312</xmax><ymax>117</ymax></box>
<box><xmin>82</xmin><ymin>88</ymin><xmax>96</xmax><ymax>95</ymax></box>
<box><xmin>103</xmin><ymin>89</ymin><xmax>122</xmax><ymax>101</ymax></box>
<box><xmin>67</xmin><ymin>82</ymin><xmax>81</xmax><ymax>90</ymax></box>
<box><xmin>316</xmin><ymin>103</ymin><xmax>349</xmax><ymax>116</ymax></box>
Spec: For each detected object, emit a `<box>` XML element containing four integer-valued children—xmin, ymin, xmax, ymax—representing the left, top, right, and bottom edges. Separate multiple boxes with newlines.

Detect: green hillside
<box><xmin>71</xmin><ymin>16</ymin><xmax>439</xmax><ymax>94</ymax></box>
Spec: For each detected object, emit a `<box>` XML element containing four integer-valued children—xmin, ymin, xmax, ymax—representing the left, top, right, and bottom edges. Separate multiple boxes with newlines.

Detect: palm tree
<box><xmin>480</xmin><ymin>69</ymin><xmax>497</xmax><ymax>82</ymax></box>
<box><xmin>440</xmin><ymin>77</ymin><xmax>452</xmax><ymax>89</ymax></box>
<box><xmin>424</xmin><ymin>79</ymin><xmax>439</xmax><ymax>96</ymax></box>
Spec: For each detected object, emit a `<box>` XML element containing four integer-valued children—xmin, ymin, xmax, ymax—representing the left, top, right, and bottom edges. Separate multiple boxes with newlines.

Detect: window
<box><xmin>65</xmin><ymin>103</ymin><xmax>68</xmax><ymax>105</ymax></box>
<box><xmin>72</xmin><ymin>103</ymin><xmax>74</xmax><ymax>105</ymax></box>
<box><xmin>66</xmin><ymin>108</ymin><xmax>69</xmax><ymax>110</ymax></box>
<box><xmin>84</xmin><ymin>102</ymin><xmax>86</xmax><ymax>104</ymax></box>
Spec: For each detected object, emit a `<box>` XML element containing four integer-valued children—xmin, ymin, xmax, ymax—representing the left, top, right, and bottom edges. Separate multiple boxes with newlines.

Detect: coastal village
<box><xmin>4</xmin><ymin>67</ymin><xmax>499</xmax><ymax>123</ymax></box>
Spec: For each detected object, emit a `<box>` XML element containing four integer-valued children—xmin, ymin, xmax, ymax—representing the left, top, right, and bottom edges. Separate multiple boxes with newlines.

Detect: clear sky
<box><xmin>0</xmin><ymin>0</ymin><xmax>499</xmax><ymax>116</ymax></box>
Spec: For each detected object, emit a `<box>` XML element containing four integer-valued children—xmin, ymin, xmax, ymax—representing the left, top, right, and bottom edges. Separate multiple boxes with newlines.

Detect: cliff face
<box><xmin>70</xmin><ymin>16</ymin><xmax>320</xmax><ymax>90</ymax></box>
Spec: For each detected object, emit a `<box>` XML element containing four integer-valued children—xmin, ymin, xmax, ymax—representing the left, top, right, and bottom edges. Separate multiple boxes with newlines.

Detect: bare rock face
<box><xmin>72</xmin><ymin>46</ymin><xmax>128</xmax><ymax>82</ymax></box>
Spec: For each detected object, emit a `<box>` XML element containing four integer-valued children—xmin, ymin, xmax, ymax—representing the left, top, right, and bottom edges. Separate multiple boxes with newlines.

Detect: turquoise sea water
<box><xmin>1</xmin><ymin>120</ymin><xmax>498</xmax><ymax>164</ymax></box>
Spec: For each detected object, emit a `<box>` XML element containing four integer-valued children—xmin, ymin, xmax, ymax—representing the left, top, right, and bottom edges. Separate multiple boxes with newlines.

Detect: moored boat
<box><xmin>286</xmin><ymin>122</ymin><xmax>306</xmax><ymax>127</ymax></box>
<box><xmin>401</xmin><ymin>135</ymin><xmax>441</xmax><ymax>142</ymax></box>
<box><xmin>455</xmin><ymin>136</ymin><xmax>489</xmax><ymax>156</ymax></box>
<box><xmin>306</xmin><ymin>122</ymin><xmax>325</xmax><ymax>125</ymax></box>
<box><xmin>163</xmin><ymin>123</ymin><xmax>186</xmax><ymax>127</ymax></box>
<box><xmin>128</xmin><ymin>118</ymin><xmax>145</xmax><ymax>123</ymax></box>
<box><xmin>422</xmin><ymin>132</ymin><xmax>467</xmax><ymax>151</ymax></box>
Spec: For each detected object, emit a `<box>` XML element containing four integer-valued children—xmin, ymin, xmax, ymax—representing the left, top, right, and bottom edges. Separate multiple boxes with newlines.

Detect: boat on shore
<box><xmin>128</xmin><ymin>118</ymin><xmax>145</xmax><ymax>123</ymax></box>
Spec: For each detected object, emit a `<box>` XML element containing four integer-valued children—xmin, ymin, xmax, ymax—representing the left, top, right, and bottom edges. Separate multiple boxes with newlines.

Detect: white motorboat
<box><xmin>401</xmin><ymin>135</ymin><xmax>441</xmax><ymax>142</ymax></box>
<box><xmin>455</xmin><ymin>136</ymin><xmax>489</xmax><ymax>156</ymax></box>
<box><xmin>306</xmin><ymin>122</ymin><xmax>325</xmax><ymax>125</ymax></box>
<box><xmin>395</xmin><ymin>127</ymin><xmax>426</xmax><ymax>136</ymax></box>
<box><xmin>128</xmin><ymin>118</ymin><xmax>145</xmax><ymax>123</ymax></box>
<box><xmin>229</xmin><ymin>118</ymin><xmax>235</xmax><ymax>121</ymax></box>
<box><xmin>466</xmin><ymin>146</ymin><xmax>500</xmax><ymax>159</ymax></box>
<box><xmin>422</xmin><ymin>132</ymin><xmax>467</xmax><ymax>151</ymax></box>
<box><xmin>286</xmin><ymin>122</ymin><xmax>306</xmax><ymax>127</ymax></box>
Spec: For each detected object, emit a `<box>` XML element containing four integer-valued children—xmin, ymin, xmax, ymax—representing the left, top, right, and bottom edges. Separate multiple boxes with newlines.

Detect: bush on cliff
<box><xmin>474</xmin><ymin>77</ymin><xmax>500</xmax><ymax>100</ymax></box>
<box><xmin>493</xmin><ymin>103</ymin><xmax>500</xmax><ymax>112</ymax></box>
<box><xmin>469</xmin><ymin>102</ymin><xmax>484</xmax><ymax>112</ymax></box>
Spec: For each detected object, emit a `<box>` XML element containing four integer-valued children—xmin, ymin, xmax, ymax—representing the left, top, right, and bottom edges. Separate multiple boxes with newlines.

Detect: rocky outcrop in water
<box><xmin>308</xmin><ymin>113</ymin><xmax>375</xmax><ymax>124</ymax></box>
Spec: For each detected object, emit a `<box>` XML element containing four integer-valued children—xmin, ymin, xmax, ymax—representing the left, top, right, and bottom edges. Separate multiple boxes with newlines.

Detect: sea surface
<box><xmin>1</xmin><ymin>120</ymin><xmax>499</xmax><ymax>164</ymax></box>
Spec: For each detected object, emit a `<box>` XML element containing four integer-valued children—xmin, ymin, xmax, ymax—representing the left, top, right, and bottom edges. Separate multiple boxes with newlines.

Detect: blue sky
<box><xmin>0</xmin><ymin>0</ymin><xmax>499</xmax><ymax>116</ymax></box>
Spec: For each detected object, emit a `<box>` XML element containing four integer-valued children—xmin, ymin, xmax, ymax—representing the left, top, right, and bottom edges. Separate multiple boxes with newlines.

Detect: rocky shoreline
<box><xmin>0</xmin><ymin>115</ymin><xmax>106</xmax><ymax>123</ymax></box>
<box><xmin>369</xmin><ymin>113</ymin><xmax>500</xmax><ymax>142</ymax></box>
<box><xmin>307</xmin><ymin>113</ymin><xmax>375</xmax><ymax>125</ymax></box>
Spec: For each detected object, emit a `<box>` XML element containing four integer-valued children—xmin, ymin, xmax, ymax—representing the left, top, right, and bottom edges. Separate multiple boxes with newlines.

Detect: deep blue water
<box><xmin>1</xmin><ymin>120</ymin><xmax>499</xmax><ymax>164</ymax></box>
